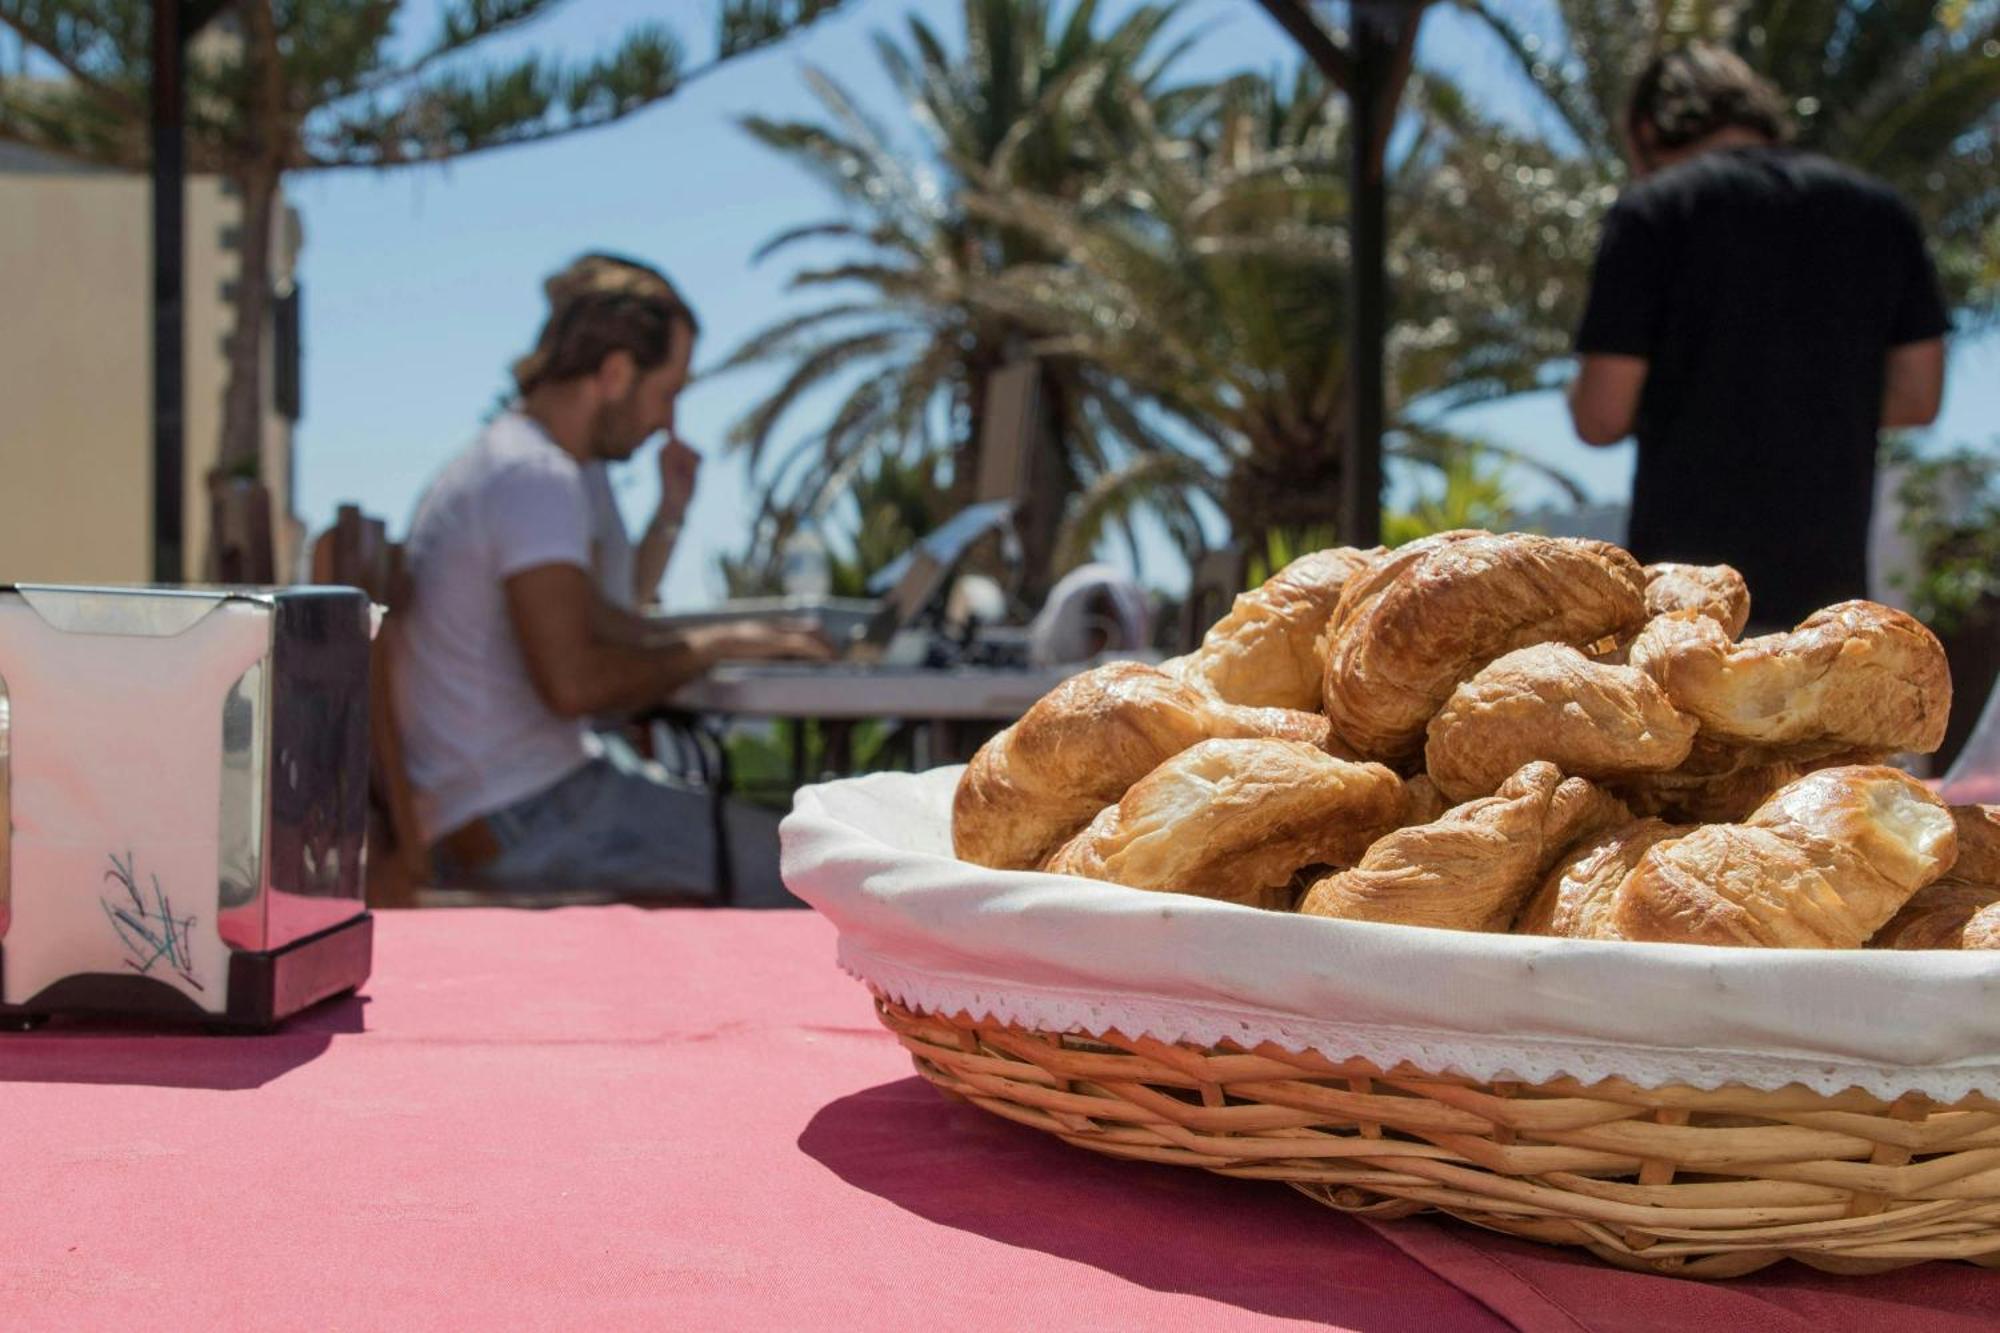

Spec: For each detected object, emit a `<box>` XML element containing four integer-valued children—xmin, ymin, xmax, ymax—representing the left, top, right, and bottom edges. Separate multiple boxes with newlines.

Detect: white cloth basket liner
<box><xmin>782</xmin><ymin>765</ymin><xmax>2000</xmax><ymax>1102</ymax></box>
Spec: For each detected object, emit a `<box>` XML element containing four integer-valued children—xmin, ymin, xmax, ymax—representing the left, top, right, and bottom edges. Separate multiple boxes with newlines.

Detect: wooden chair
<box><xmin>311</xmin><ymin>504</ymin><xmax>722</xmax><ymax>910</ymax></box>
<box><xmin>312</xmin><ymin>505</ymin><xmax>426</xmax><ymax>908</ymax></box>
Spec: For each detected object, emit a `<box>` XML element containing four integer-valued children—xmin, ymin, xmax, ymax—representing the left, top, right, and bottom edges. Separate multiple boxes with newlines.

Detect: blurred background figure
<box><xmin>396</xmin><ymin>255</ymin><xmax>827</xmax><ymax>895</ymax></box>
<box><xmin>1567</xmin><ymin>44</ymin><xmax>1950</xmax><ymax>633</ymax></box>
<box><xmin>1027</xmin><ymin>561</ymin><xmax>1151</xmax><ymax>666</ymax></box>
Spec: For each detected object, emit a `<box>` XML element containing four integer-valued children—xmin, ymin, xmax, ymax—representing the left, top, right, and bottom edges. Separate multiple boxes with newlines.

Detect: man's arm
<box><xmin>1881</xmin><ymin>337</ymin><xmax>1945</xmax><ymax>429</ymax></box>
<box><xmin>630</xmin><ymin>512</ymin><xmax>682</xmax><ymax>610</ymax></box>
<box><xmin>508</xmin><ymin>563</ymin><xmax>715</xmax><ymax>718</ymax></box>
<box><xmin>511</xmin><ymin>563</ymin><xmax>835</xmax><ymax>718</ymax></box>
<box><xmin>1567</xmin><ymin>354</ymin><xmax>1649</xmax><ymax>446</ymax></box>
<box><xmin>631</xmin><ymin>437</ymin><xmax>701</xmax><ymax>608</ymax></box>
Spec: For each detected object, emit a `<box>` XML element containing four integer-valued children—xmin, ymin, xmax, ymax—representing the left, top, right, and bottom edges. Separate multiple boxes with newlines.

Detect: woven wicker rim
<box><xmin>876</xmin><ymin>996</ymin><xmax>2000</xmax><ymax>1279</ymax></box>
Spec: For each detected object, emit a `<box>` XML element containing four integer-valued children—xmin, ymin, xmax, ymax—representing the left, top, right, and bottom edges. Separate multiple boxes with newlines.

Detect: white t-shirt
<box><xmin>395</xmin><ymin>412</ymin><xmax>595</xmax><ymax>842</ymax></box>
<box><xmin>582</xmin><ymin>462</ymin><xmax>637</xmax><ymax>610</ymax></box>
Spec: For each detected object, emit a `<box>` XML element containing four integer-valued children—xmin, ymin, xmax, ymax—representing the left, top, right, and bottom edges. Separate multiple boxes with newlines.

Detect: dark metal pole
<box><xmin>1343</xmin><ymin>3</ymin><xmax>1392</xmax><ymax>549</ymax></box>
<box><xmin>152</xmin><ymin>0</ymin><xmax>187</xmax><ymax>583</ymax></box>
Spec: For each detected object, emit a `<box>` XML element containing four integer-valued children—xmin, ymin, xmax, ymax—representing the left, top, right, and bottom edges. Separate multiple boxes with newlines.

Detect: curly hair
<box><xmin>511</xmin><ymin>253</ymin><xmax>701</xmax><ymax>395</ymax></box>
<box><xmin>1626</xmin><ymin>44</ymin><xmax>1793</xmax><ymax>155</ymax></box>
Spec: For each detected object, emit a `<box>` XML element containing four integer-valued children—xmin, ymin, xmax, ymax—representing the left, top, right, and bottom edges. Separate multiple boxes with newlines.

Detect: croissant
<box><xmin>1875</xmin><ymin>806</ymin><xmax>2000</xmax><ymax>949</ymax></box>
<box><xmin>1966</xmin><ymin>905</ymin><xmax>2000</xmax><ymax>951</ymax></box>
<box><xmin>1516</xmin><ymin>818</ymin><xmax>1688</xmax><ymax>940</ymax></box>
<box><xmin>1947</xmin><ymin>804</ymin><xmax>2000</xmax><ymax>886</ymax></box>
<box><xmin>953</xmin><ymin>661</ymin><xmax>1338</xmax><ymax>870</ymax></box>
<box><xmin>1872</xmin><ymin>881</ymin><xmax>2000</xmax><ymax>949</ymax></box>
<box><xmin>1298</xmin><ymin>761</ymin><xmax>1631</xmax><ymax>932</ymax></box>
<box><xmin>1611</xmin><ymin>766</ymin><xmax>1957</xmax><ymax>948</ymax></box>
<box><xmin>1042</xmin><ymin>739</ymin><xmax>1406</xmax><ymax>906</ymax></box>
<box><xmin>1613</xmin><ymin>734</ymin><xmax>1805</xmax><ymax>824</ymax></box>
<box><xmin>1424</xmin><ymin>643</ymin><xmax>1698</xmax><ymax>801</ymax></box>
<box><xmin>1167</xmin><ymin>547</ymin><xmax>1383</xmax><ymax>710</ymax></box>
<box><xmin>1628</xmin><ymin>602</ymin><xmax>1951</xmax><ymax>760</ymax></box>
<box><xmin>1643</xmin><ymin>562</ymin><xmax>1750</xmax><ymax>639</ymax></box>
<box><xmin>1322</xmin><ymin>532</ymin><xmax>1648</xmax><ymax>764</ymax></box>
<box><xmin>1401</xmin><ymin>773</ymin><xmax>1451</xmax><ymax>826</ymax></box>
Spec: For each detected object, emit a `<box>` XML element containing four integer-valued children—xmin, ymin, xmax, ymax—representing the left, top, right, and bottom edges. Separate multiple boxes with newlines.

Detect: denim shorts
<box><xmin>447</xmin><ymin>737</ymin><xmax>719</xmax><ymax>896</ymax></box>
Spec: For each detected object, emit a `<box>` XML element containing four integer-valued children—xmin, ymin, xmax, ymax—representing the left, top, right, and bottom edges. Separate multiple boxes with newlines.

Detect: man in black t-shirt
<box><xmin>1569</xmin><ymin>45</ymin><xmax>1950</xmax><ymax>631</ymax></box>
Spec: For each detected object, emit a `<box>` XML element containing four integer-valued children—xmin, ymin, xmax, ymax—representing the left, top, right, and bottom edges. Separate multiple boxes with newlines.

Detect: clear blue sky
<box><xmin>288</xmin><ymin>0</ymin><xmax>1999</xmax><ymax>607</ymax></box>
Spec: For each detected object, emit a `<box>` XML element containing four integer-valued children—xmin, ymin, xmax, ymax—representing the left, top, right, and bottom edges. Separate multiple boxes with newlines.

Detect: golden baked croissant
<box><xmin>1042</xmin><ymin>739</ymin><xmax>1406</xmax><ymax>906</ymax></box>
<box><xmin>1628</xmin><ymin>602</ymin><xmax>1951</xmax><ymax>760</ymax></box>
<box><xmin>1966</xmin><ymin>905</ymin><xmax>2000</xmax><ymax>950</ymax></box>
<box><xmin>953</xmin><ymin>662</ymin><xmax>1338</xmax><ymax>871</ymax></box>
<box><xmin>1611</xmin><ymin>766</ymin><xmax>1957</xmax><ymax>948</ymax></box>
<box><xmin>1298</xmin><ymin>761</ymin><xmax>1631</xmax><ymax>932</ymax></box>
<box><xmin>1872</xmin><ymin>881</ymin><xmax>2000</xmax><ymax>949</ymax></box>
<box><xmin>1873</xmin><ymin>806</ymin><xmax>2000</xmax><ymax>949</ymax></box>
<box><xmin>1613</xmin><ymin>734</ymin><xmax>1805</xmax><ymax>824</ymax></box>
<box><xmin>1167</xmin><ymin>547</ymin><xmax>1383</xmax><ymax>710</ymax></box>
<box><xmin>1516</xmin><ymin>818</ymin><xmax>1688</xmax><ymax>940</ymax></box>
<box><xmin>1947</xmin><ymin>804</ymin><xmax>2000</xmax><ymax>886</ymax></box>
<box><xmin>1321</xmin><ymin>532</ymin><xmax>1648</xmax><ymax>764</ymax></box>
<box><xmin>1643</xmin><ymin>562</ymin><xmax>1750</xmax><ymax>639</ymax></box>
<box><xmin>1424</xmin><ymin>643</ymin><xmax>1698</xmax><ymax>801</ymax></box>
<box><xmin>1401</xmin><ymin>773</ymin><xmax>1450</xmax><ymax>826</ymax></box>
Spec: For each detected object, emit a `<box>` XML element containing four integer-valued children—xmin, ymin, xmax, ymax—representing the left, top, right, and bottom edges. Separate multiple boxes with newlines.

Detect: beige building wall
<box><xmin>0</xmin><ymin>149</ymin><xmax>300</xmax><ymax>584</ymax></box>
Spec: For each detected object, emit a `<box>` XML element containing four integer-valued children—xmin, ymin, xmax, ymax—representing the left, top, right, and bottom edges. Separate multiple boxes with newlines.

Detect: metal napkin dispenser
<box><xmin>0</xmin><ymin>584</ymin><xmax>374</xmax><ymax>1028</ymax></box>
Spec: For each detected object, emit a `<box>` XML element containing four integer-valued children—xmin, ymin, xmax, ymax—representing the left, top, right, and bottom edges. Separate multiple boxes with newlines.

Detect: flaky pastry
<box><xmin>952</xmin><ymin>661</ymin><xmax>1337</xmax><ymax>871</ymax></box>
<box><xmin>1873</xmin><ymin>881</ymin><xmax>2000</xmax><ymax>949</ymax></box>
<box><xmin>1167</xmin><ymin>547</ymin><xmax>1383</xmax><ymax>710</ymax></box>
<box><xmin>1401</xmin><ymin>774</ymin><xmax>1451</xmax><ymax>826</ymax></box>
<box><xmin>1874</xmin><ymin>806</ymin><xmax>2000</xmax><ymax>949</ymax></box>
<box><xmin>1321</xmin><ymin>532</ymin><xmax>1648</xmax><ymax>764</ymax></box>
<box><xmin>1516</xmin><ymin>818</ymin><xmax>1688</xmax><ymax>940</ymax></box>
<box><xmin>1643</xmin><ymin>562</ymin><xmax>1751</xmax><ymax>638</ymax></box>
<box><xmin>1613</xmin><ymin>734</ymin><xmax>1804</xmax><ymax>824</ymax></box>
<box><xmin>1042</xmin><ymin>739</ymin><xmax>1405</xmax><ymax>905</ymax></box>
<box><xmin>1628</xmin><ymin>601</ymin><xmax>1951</xmax><ymax>760</ymax></box>
<box><xmin>1425</xmin><ymin>643</ymin><xmax>1698</xmax><ymax>801</ymax></box>
<box><xmin>1298</xmin><ymin>761</ymin><xmax>1631</xmax><ymax>932</ymax></box>
<box><xmin>1611</xmin><ymin>766</ymin><xmax>1957</xmax><ymax>948</ymax></box>
<box><xmin>1947</xmin><ymin>804</ymin><xmax>2000</xmax><ymax>887</ymax></box>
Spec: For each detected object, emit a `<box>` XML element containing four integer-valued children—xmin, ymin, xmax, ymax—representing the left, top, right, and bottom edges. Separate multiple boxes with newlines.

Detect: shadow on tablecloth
<box><xmin>798</xmin><ymin>1076</ymin><xmax>2000</xmax><ymax>1332</ymax></box>
<box><xmin>797</xmin><ymin>1076</ymin><xmax>1511</xmax><ymax>1332</ymax></box>
<box><xmin>1359</xmin><ymin>1210</ymin><xmax>2000</xmax><ymax>1333</ymax></box>
<box><xmin>0</xmin><ymin>992</ymin><xmax>364</xmax><ymax>1090</ymax></box>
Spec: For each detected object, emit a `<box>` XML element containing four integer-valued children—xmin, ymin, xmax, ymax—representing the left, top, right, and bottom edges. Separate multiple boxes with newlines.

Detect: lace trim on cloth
<box><xmin>840</xmin><ymin>940</ymin><xmax>2000</xmax><ymax>1102</ymax></box>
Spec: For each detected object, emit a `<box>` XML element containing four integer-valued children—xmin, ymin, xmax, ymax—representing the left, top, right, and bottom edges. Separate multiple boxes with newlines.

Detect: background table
<box><xmin>668</xmin><ymin>661</ymin><xmax>1086</xmax><ymax>792</ymax></box>
<box><xmin>2</xmin><ymin>909</ymin><xmax>1997</xmax><ymax>1330</ymax></box>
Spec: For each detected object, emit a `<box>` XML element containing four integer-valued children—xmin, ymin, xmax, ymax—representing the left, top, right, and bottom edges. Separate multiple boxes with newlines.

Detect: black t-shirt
<box><xmin>1575</xmin><ymin>145</ymin><xmax>1949</xmax><ymax>629</ymax></box>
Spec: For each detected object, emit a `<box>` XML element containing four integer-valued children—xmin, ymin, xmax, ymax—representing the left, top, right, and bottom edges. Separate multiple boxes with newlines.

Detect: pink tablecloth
<box><xmin>0</xmin><ymin>909</ymin><xmax>1994</xmax><ymax>1332</ymax></box>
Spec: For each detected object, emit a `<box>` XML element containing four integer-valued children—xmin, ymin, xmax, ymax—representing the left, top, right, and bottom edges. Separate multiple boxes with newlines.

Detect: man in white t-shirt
<box><xmin>396</xmin><ymin>256</ymin><xmax>829</xmax><ymax>891</ymax></box>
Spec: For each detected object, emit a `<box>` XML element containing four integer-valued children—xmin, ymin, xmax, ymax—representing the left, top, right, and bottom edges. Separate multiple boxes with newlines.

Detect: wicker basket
<box><xmin>876</xmin><ymin>996</ymin><xmax>2000</xmax><ymax>1279</ymax></box>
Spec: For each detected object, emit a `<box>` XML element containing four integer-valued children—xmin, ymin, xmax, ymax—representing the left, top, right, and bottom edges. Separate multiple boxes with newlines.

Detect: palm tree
<box><xmin>713</xmin><ymin>0</ymin><xmax>1200</xmax><ymax>599</ymax></box>
<box><xmin>959</xmin><ymin>65</ymin><xmax>1592</xmax><ymax>556</ymax></box>
<box><xmin>1465</xmin><ymin>0</ymin><xmax>2000</xmax><ymax>314</ymax></box>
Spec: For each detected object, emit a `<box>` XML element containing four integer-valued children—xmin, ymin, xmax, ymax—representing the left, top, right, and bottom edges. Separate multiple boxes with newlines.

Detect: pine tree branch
<box><xmin>302</xmin><ymin>4</ymin><xmax>849</xmax><ymax>171</ymax></box>
<box><xmin>0</xmin><ymin>10</ymin><xmax>142</xmax><ymax>118</ymax></box>
<box><xmin>327</xmin><ymin>0</ymin><xmax>552</xmax><ymax>107</ymax></box>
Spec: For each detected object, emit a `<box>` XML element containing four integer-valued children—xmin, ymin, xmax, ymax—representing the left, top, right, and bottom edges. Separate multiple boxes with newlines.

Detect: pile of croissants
<box><xmin>951</xmin><ymin>530</ymin><xmax>2000</xmax><ymax>950</ymax></box>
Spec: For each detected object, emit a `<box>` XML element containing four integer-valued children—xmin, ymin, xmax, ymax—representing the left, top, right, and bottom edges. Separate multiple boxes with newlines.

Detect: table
<box><xmin>671</xmin><ymin>661</ymin><xmax>1079</xmax><ymax>721</ymax></box>
<box><xmin>670</xmin><ymin>662</ymin><xmax>1085</xmax><ymax>785</ymax></box>
<box><xmin>3</xmin><ymin>910</ymin><xmax>1996</xmax><ymax>1331</ymax></box>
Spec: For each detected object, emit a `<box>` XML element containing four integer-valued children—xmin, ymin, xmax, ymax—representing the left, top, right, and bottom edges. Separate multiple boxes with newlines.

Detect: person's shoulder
<box><xmin>1802</xmin><ymin>155</ymin><xmax>1921</xmax><ymax>227</ymax></box>
<box><xmin>472</xmin><ymin>414</ymin><xmax>583</xmax><ymax>488</ymax></box>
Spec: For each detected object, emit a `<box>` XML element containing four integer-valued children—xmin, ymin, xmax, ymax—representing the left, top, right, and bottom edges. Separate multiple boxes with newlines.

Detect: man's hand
<box><xmin>657</xmin><ymin>436</ymin><xmax>701</xmax><ymax>520</ymax></box>
<box><xmin>688</xmin><ymin>618</ymin><xmax>837</xmax><ymax>666</ymax></box>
